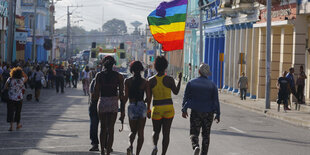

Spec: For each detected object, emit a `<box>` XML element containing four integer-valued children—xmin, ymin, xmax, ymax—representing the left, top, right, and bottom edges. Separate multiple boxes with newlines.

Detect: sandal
<box><xmin>16</xmin><ymin>124</ymin><xmax>22</xmax><ymax>130</ymax></box>
<box><xmin>127</xmin><ymin>146</ymin><xmax>133</xmax><ymax>155</ymax></box>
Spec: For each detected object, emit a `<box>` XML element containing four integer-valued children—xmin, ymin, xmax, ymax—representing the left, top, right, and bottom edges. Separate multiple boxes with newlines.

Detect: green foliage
<box><xmin>102</xmin><ymin>19</ymin><xmax>127</xmax><ymax>35</ymax></box>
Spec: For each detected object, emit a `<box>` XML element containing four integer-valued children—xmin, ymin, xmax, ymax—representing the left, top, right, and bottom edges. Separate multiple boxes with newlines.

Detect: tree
<box><xmin>102</xmin><ymin>19</ymin><xmax>127</xmax><ymax>35</ymax></box>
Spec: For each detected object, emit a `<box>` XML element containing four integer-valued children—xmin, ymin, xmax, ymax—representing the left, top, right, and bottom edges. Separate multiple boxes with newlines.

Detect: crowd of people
<box><xmin>87</xmin><ymin>56</ymin><xmax>220</xmax><ymax>155</ymax></box>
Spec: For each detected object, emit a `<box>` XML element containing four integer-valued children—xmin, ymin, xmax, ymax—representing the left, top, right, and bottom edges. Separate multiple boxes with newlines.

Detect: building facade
<box><xmin>0</xmin><ymin>0</ymin><xmax>8</xmax><ymax>62</ymax></box>
<box><xmin>21</xmin><ymin>0</ymin><xmax>50</xmax><ymax>62</ymax></box>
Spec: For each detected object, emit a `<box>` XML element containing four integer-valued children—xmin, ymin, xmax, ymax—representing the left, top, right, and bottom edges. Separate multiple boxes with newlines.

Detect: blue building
<box><xmin>20</xmin><ymin>0</ymin><xmax>50</xmax><ymax>62</ymax></box>
<box><xmin>203</xmin><ymin>0</ymin><xmax>225</xmax><ymax>88</ymax></box>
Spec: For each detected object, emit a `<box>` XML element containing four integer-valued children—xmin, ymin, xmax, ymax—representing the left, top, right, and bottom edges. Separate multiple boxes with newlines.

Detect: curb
<box><xmin>220</xmin><ymin>98</ymin><xmax>310</xmax><ymax>129</ymax></box>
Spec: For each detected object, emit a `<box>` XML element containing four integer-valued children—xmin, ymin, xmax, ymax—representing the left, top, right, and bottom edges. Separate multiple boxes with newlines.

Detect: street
<box><xmin>0</xmin><ymin>86</ymin><xmax>309</xmax><ymax>155</ymax></box>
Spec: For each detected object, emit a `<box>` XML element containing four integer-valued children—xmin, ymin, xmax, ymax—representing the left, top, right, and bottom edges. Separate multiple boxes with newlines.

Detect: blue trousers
<box><xmin>89</xmin><ymin>101</ymin><xmax>99</xmax><ymax>145</ymax></box>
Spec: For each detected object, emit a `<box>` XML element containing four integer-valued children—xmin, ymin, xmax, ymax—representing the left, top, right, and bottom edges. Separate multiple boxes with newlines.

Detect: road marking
<box><xmin>229</xmin><ymin>127</ymin><xmax>246</xmax><ymax>134</ymax></box>
<box><xmin>0</xmin><ymin>145</ymin><xmax>90</xmax><ymax>150</ymax></box>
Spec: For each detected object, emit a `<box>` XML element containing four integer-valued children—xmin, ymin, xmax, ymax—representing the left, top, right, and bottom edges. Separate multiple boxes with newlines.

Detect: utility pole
<box><xmin>32</xmin><ymin>0</ymin><xmax>38</xmax><ymax>62</ymax></box>
<box><xmin>265</xmin><ymin>0</ymin><xmax>272</xmax><ymax>110</ymax></box>
<box><xmin>50</xmin><ymin>0</ymin><xmax>55</xmax><ymax>62</ymax></box>
<box><xmin>67</xmin><ymin>6</ymin><xmax>71</xmax><ymax>59</ymax></box>
<box><xmin>199</xmin><ymin>4</ymin><xmax>203</xmax><ymax>64</ymax></box>
<box><xmin>7</xmin><ymin>0</ymin><xmax>17</xmax><ymax>63</ymax></box>
<box><xmin>66</xmin><ymin>5</ymin><xmax>82</xmax><ymax>59</ymax></box>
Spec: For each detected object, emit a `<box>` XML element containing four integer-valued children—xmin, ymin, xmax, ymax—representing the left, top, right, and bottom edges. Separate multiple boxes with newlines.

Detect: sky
<box><xmin>55</xmin><ymin>0</ymin><xmax>163</xmax><ymax>32</ymax></box>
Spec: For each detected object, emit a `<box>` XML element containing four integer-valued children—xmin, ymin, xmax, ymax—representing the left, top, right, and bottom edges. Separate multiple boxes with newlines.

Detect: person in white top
<box><xmin>82</xmin><ymin>66</ymin><xmax>91</xmax><ymax>96</ymax></box>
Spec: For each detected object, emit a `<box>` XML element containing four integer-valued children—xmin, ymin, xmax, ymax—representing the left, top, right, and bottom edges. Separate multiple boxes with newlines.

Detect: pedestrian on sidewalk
<box><xmin>286</xmin><ymin>67</ymin><xmax>297</xmax><ymax>107</ymax></box>
<box><xmin>4</xmin><ymin>67</ymin><xmax>28</xmax><ymax>131</ymax></box>
<box><xmin>94</xmin><ymin>56</ymin><xmax>124</xmax><ymax>155</ymax></box>
<box><xmin>32</xmin><ymin>66</ymin><xmax>44</xmax><ymax>102</ymax></box>
<box><xmin>55</xmin><ymin>65</ymin><xmax>65</xmax><ymax>93</ymax></box>
<box><xmin>88</xmin><ymin>77</ymin><xmax>100</xmax><ymax>152</ymax></box>
<box><xmin>238</xmin><ymin>72</ymin><xmax>248</xmax><ymax>100</ymax></box>
<box><xmin>65</xmin><ymin>66</ymin><xmax>72</xmax><ymax>88</ymax></box>
<box><xmin>148</xmin><ymin>56</ymin><xmax>182</xmax><ymax>155</ymax></box>
<box><xmin>72</xmin><ymin>65</ymin><xmax>79</xmax><ymax>88</ymax></box>
<box><xmin>296</xmin><ymin>66</ymin><xmax>307</xmax><ymax>104</ymax></box>
<box><xmin>277</xmin><ymin>71</ymin><xmax>291</xmax><ymax>111</ymax></box>
<box><xmin>182</xmin><ymin>63</ymin><xmax>220</xmax><ymax>155</ymax></box>
<box><xmin>82</xmin><ymin>66</ymin><xmax>90</xmax><ymax>96</ymax></box>
<box><xmin>123</xmin><ymin>61</ymin><xmax>151</xmax><ymax>155</ymax></box>
<box><xmin>47</xmin><ymin>66</ymin><xmax>55</xmax><ymax>88</ymax></box>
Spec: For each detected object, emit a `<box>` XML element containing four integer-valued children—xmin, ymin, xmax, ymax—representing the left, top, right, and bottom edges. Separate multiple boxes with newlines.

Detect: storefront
<box><xmin>0</xmin><ymin>0</ymin><xmax>8</xmax><ymax>62</ymax></box>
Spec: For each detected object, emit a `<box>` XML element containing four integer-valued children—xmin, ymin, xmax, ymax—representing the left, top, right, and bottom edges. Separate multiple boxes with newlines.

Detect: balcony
<box><xmin>218</xmin><ymin>0</ymin><xmax>236</xmax><ymax>17</ymax></box>
<box><xmin>232</xmin><ymin>0</ymin><xmax>256</xmax><ymax>10</ymax></box>
<box><xmin>255</xmin><ymin>0</ymin><xmax>281</xmax><ymax>5</ymax></box>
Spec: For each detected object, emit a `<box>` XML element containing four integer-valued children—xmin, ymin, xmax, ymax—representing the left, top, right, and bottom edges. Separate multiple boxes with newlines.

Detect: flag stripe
<box><xmin>150</xmin><ymin>22</ymin><xmax>186</xmax><ymax>35</ymax></box>
<box><xmin>148</xmin><ymin>5</ymin><xmax>187</xmax><ymax>18</ymax></box>
<box><xmin>161</xmin><ymin>40</ymin><xmax>184</xmax><ymax>51</ymax></box>
<box><xmin>153</xmin><ymin>31</ymin><xmax>185</xmax><ymax>42</ymax></box>
<box><xmin>148</xmin><ymin>14</ymin><xmax>187</xmax><ymax>26</ymax></box>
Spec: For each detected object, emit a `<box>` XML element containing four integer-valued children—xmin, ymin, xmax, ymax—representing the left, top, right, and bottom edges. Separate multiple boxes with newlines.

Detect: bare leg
<box><xmin>152</xmin><ymin>119</ymin><xmax>162</xmax><ymax>147</ymax></box>
<box><xmin>161</xmin><ymin>118</ymin><xmax>173</xmax><ymax>155</ymax></box>
<box><xmin>136</xmin><ymin>117</ymin><xmax>146</xmax><ymax>155</ymax></box>
<box><xmin>99</xmin><ymin>113</ymin><xmax>108</xmax><ymax>154</ymax></box>
<box><xmin>106</xmin><ymin>113</ymin><xmax>117</xmax><ymax>155</ymax></box>
<box><xmin>128</xmin><ymin>119</ymin><xmax>137</xmax><ymax>154</ymax></box>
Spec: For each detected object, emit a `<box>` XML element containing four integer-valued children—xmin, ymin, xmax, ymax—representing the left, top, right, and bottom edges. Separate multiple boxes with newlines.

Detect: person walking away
<box><xmin>72</xmin><ymin>65</ymin><xmax>79</xmax><ymax>88</ymax></box>
<box><xmin>32</xmin><ymin>66</ymin><xmax>44</xmax><ymax>102</ymax></box>
<box><xmin>4</xmin><ymin>67</ymin><xmax>28</xmax><ymax>131</ymax></box>
<box><xmin>123</xmin><ymin>61</ymin><xmax>151</xmax><ymax>155</ymax></box>
<box><xmin>65</xmin><ymin>66</ymin><xmax>72</xmax><ymax>88</ymax></box>
<box><xmin>286</xmin><ymin>67</ymin><xmax>297</xmax><ymax>108</ymax></box>
<box><xmin>47</xmin><ymin>66</ymin><xmax>55</xmax><ymax>88</ymax></box>
<box><xmin>149</xmin><ymin>56</ymin><xmax>182</xmax><ymax>155</ymax></box>
<box><xmin>238</xmin><ymin>72</ymin><xmax>248</xmax><ymax>100</ymax></box>
<box><xmin>277</xmin><ymin>71</ymin><xmax>290</xmax><ymax>111</ymax></box>
<box><xmin>89</xmin><ymin>75</ymin><xmax>100</xmax><ymax>152</ymax></box>
<box><xmin>182</xmin><ymin>63</ymin><xmax>220</xmax><ymax>155</ymax></box>
<box><xmin>94</xmin><ymin>56</ymin><xmax>124</xmax><ymax>155</ymax></box>
<box><xmin>82</xmin><ymin>66</ymin><xmax>91</xmax><ymax>96</ymax></box>
<box><xmin>55</xmin><ymin>65</ymin><xmax>65</xmax><ymax>93</ymax></box>
<box><xmin>296</xmin><ymin>66</ymin><xmax>307</xmax><ymax>104</ymax></box>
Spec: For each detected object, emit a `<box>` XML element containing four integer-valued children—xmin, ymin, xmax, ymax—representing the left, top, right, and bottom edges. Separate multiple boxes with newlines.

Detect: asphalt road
<box><xmin>0</xmin><ymin>85</ymin><xmax>309</xmax><ymax>155</ymax></box>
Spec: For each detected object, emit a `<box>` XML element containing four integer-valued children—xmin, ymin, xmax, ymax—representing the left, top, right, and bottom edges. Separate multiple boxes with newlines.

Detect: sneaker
<box><xmin>284</xmin><ymin>107</ymin><xmax>291</xmax><ymax>111</ymax></box>
<box><xmin>89</xmin><ymin>145</ymin><xmax>99</xmax><ymax>151</ymax></box>
<box><xmin>151</xmin><ymin>146</ymin><xmax>158</xmax><ymax>155</ymax></box>
<box><xmin>193</xmin><ymin>146</ymin><xmax>200</xmax><ymax>155</ymax></box>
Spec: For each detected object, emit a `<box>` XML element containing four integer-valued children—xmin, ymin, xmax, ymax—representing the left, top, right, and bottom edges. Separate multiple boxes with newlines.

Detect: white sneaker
<box><xmin>193</xmin><ymin>146</ymin><xmax>200</xmax><ymax>155</ymax></box>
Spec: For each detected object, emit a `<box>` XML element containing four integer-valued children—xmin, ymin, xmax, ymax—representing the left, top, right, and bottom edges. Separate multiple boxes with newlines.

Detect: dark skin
<box><xmin>4</xmin><ymin>71</ymin><xmax>28</xmax><ymax>131</ymax></box>
<box><xmin>94</xmin><ymin>71</ymin><xmax>124</xmax><ymax>155</ymax></box>
<box><xmin>123</xmin><ymin>75</ymin><xmax>151</xmax><ymax>155</ymax></box>
<box><xmin>149</xmin><ymin>71</ymin><xmax>182</xmax><ymax>155</ymax></box>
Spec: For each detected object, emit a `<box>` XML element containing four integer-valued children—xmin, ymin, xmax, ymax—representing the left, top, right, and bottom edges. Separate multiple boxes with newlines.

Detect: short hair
<box><xmin>289</xmin><ymin>67</ymin><xmax>294</xmax><ymax>72</ymax></box>
<box><xmin>102</xmin><ymin>56</ymin><xmax>116</xmax><ymax>70</ymax></box>
<box><xmin>10</xmin><ymin>67</ymin><xmax>23</xmax><ymax>79</ymax></box>
<box><xmin>154</xmin><ymin>56</ymin><xmax>168</xmax><ymax>72</ymax></box>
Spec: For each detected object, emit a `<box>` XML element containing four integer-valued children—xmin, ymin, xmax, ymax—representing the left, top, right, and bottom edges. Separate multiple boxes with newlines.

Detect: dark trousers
<box><xmin>277</xmin><ymin>92</ymin><xmax>288</xmax><ymax>107</ymax></box>
<box><xmin>56</xmin><ymin>77</ymin><xmax>64</xmax><ymax>93</ymax></box>
<box><xmin>296</xmin><ymin>85</ymin><xmax>304</xmax><ymax>103</ymax></box>
<box><xmin>190</xmin><ymin>110</ymin><xmax>214</xmax><ymax>155</ymax></box>
<box><xmin>240</xmin><ymin>88</ymin><xmax>247</xmax><ymax>100</ymax></box>
<box><xmin>72</xmin><ymin>77</ymin><xmax>78</xmax><ymax>88</ymax></box>
<box><xmin>89</xmin><ymin>101</ymin><xmax>99</xmax><ymax>145</ymax></box>
<box><xmin>7</xmin><ymin>100</ymin><xmax>23</xmax><ymax>123</ymax></box>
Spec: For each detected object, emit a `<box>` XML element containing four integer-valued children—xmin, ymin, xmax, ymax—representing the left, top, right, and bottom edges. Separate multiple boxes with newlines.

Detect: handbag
<box><xmin>41</xmin><ymin>77</ymin><xmax>47</xmax><ymax>87</ymax></box>
<box><xmin>2</xmin><ymin>78</ymin><xmax>11</xmax><ymax>102</ymax></box>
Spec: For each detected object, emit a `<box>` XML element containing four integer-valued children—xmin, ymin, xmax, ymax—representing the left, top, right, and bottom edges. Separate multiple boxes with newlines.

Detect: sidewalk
<box><xmin>219</xmin><ymin>90</ymin><xmax>310</xmax><ymax>129</ymax></box>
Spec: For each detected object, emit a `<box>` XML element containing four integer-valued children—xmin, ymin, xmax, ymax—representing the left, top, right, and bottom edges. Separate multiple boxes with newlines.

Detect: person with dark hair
<box><xmin>55</xmin><ymin>65</ymin><xmax>65</xmax><ymax>93</ymax></box>
<box><xmin>286</xmin><ymin>67</ymin><xmax>297</xmax><ymax>108</ymax></box>
<box><xmin>277</xmin><ymin>71</ymin><xmax>290</xmax><ymax>111</ymax></box>
<box><xmin>94</xmin><ymin>56</ymin><xmax>124</xmax><ymax>155</ymax></box>
<box><xmin>82</xmin><ymin>66</ymin><xmax>91</xmax><ymax>96</ymax></box>
<box><xmin>47</xmin><ymin>66</ymin><xmax>55</xmax><ymax>88</ymax></box>
<box><xmin>65</xmin><ymin>66</ymin><xmax>72</xmax><ymax>88</ymax></box>
<box><xmin>123</xmin><ymin>61</ymin><xmax>151</xmax><ymax>155</ymax></box>
<box><xmin>296</xmin><ymin>66</ymin><xmax>307</xmax><ymax>104</ymax></box>
<box><xmin>72</xmin><ymin>65</ymin><xmax>79</xmax><ymax>88</ymax></box>
<box><xmin>32</xmin><ymin>66</ymin><xmax>44</xmax><ymax>102</ymax></box>
<box><xmin>149</xmin><ymin>56</ymin><xmax>182</xmax><ymax>155</ymax></box>
<box><xmin>4</xmin><ymin>67</ymin><xmax>28</xmax><ymax>131</ymax></box>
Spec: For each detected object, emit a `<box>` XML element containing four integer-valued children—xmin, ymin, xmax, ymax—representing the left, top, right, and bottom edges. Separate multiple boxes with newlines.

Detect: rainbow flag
<box><xmin>147</xmin><ymin>0</ymin><xmax>188</xmax><ymax>51</ymax></box>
